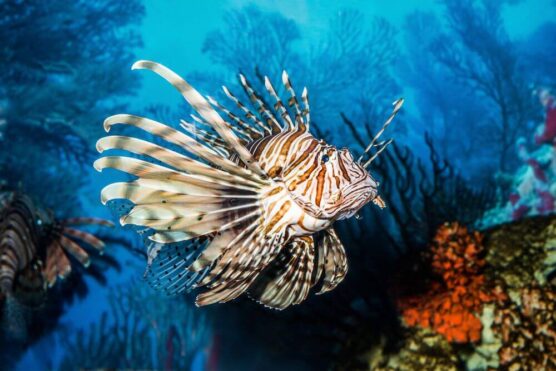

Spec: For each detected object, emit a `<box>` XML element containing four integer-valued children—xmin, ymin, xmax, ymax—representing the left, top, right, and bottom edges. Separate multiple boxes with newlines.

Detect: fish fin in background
<box><xmin>43</xmin><ymin>217</ymin><xmax>114</xmax><ymax>287</ymax></box>
<box><xmin>0</xmin><ymin>193</ymin><xmax>39</xmax><ymax>296</ymax></box>
<box><xmin>248</xmin><ymin>235</ymin><xmax>315</xmax><ymax>310</ymax></box>
<box><xmin>95</xmin><ymin>61</ymin><xmax>299</xmax><ymax>304</ymax></box>
<box><xmin>44</xmin><ymin>242</ymin><xmax>71</xmax><ymax>287</ymax></box>
<box><xmin>314</xmin><ymin>227</ymin><xmax>348</xmax><ymax>294</ymax></box>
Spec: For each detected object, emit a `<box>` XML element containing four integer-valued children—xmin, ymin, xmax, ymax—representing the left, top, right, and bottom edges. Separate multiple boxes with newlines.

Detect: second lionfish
<box><xmin>95</xmin><ymin>61</ymin><xmax>403</xmax><ymax>309</ymax></box>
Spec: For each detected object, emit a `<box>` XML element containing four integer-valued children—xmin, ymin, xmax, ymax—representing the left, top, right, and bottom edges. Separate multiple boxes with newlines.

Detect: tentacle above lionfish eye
<box><xmin>321</xmin><ymin>154</ymin><xmax>330</xmax><ymax>163</ymax></box>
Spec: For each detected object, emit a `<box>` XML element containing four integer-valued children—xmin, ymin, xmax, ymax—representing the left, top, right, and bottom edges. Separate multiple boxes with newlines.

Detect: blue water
<box><xmin>2</xmin><ymin>0</ymin><xmax>556</xmax><ymax>370</ymax></box>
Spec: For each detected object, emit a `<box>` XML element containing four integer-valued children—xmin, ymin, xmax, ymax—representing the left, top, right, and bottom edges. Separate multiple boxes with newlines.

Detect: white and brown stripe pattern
<box><xmin>97</xmin><ymin>60</ymin><xmax>402</xmax><ymax>309</ymax></box>
<box><xmin>0</xmin><ymin>192</ymin><xmax>114</xmax><ymax>300</ymax></box>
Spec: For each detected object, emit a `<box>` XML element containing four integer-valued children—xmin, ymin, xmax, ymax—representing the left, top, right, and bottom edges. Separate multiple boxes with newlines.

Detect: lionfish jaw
<box><xmin>372</xmin><ymin>195</ymin><xmax>387</xmax><ymax>209</ymax></box>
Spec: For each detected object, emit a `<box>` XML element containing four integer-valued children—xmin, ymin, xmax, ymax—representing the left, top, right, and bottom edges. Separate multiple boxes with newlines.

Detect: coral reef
<box><xmin>397</xmin><ymin>223</ymin><xmax>504</xmax><ymax>344</ymax></box>
<box><xmin>368</xmin><ymin>329</ymin><xmax>459</xmax><ymax>371</ymax></box>
<box><xmin>59</xmin><ymin>283</ymin><xmax>215</xmax><ymax>370</ymax></box>
<box><xmin>491</xmin><ymin>283</ymin><xmax>556</xmax><ymax>369</ymax></box>
<box><xmin>483</xmin><ymin>215</ymin><xmax>556</xmax><ymax>288</ymax></box>
<box><xmin>0</xmin><ymin>0</ymin><xmax>144</xmax><ymax>212</ymax></box>
<box><xmin>479</xmin><ymin>89</ymin><xmax>556</xmax><ymax>229</ymax></box>
<box><xmin>344</xmin><ymin>215</ymin><xmax>556</xmax><ymax>370</ymax></box>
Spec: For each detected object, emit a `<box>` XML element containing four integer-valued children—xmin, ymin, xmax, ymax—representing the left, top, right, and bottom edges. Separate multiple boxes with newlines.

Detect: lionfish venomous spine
<box><xmin>95</xmin><ymin>61</ymin><xmax>403</xmax><ymax>309</ymax></box>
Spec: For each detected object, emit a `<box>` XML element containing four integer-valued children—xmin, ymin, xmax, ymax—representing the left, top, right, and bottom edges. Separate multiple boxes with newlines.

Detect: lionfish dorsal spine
<box><xmin>205</xmin><ymin>96</ymin><xmax>263</xmax><ymax>140</ymax></box>
<box><xmin>238</xmin><ymin>74</ymin><xmax>282</xmax><ymax>134</ymax></box>
<box><xmin>301</xmin><ymin>87</ymin><xmax>310</xmax><ymax>129</ymax></box>
<box><xmin>131</xmin><ymin>60</ymin><xmax>267</xmax><ymax>178</ymax></box>
<box><xmin>281</xmin><ymin>70</ymin><xmax>306</xmax><ymax>131</ymax></box>
<box><xmin>222</xmin><ymin>85</ymin><xmax>271</xmax><ymax>136</ymax></box>
<box><xmin>263</xmin><ymin>76</ymin><xmax>295</xmax><ymax>130</ymax></box>
<box><xmin>359</xmin><ymin>98</ymin><xmax>404</xmax><ymax>167</ymax></box>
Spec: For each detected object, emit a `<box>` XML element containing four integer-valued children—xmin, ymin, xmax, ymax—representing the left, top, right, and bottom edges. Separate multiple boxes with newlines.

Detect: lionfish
<box><xmin>0</xmin><ymin>190</ymin><xmax>113</xmax><ymax>304</ymax></box>
<box><xmin>95</xmin><ymin>61</ymin><xmax>403</xmax><ymax>309</ymax></box>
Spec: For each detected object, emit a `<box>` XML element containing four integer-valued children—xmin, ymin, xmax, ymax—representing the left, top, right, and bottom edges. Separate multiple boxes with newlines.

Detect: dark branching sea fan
<box><xmin>95</xmin><ymin>61</ymin><xmax>403</xmax><ymax>309</ymax></box>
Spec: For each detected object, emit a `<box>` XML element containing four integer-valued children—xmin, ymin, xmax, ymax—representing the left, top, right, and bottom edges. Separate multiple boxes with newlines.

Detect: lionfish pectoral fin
<box><xmin>314</xmin><ymin>227</ymin><xmax>348</xmax><ymax>294</ymax></box>
<box><xmin>143</xmin><ymin>238</ymin><xmax>212</xmax><ymax>296</ymax></box>
<box><xmin>131</xmin><ymin>60</ymin><xmax>268</xmax><ymax>178</ymax></box>
<box><xmin>44</xmin><ymin>242</ymin><xmax>71</xmax><ymax>287</ymax></box>
<box><xmin>97</xmin><ymin>61</ymin><xmax>304</xmax><ymax>304</ymax></box>
<box><xmin>248</xmin><ymin>235</ymin><xmax>315</xmax><ymax>310</ymax></box>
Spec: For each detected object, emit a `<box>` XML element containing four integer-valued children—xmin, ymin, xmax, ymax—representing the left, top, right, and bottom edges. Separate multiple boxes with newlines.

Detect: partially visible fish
<box><xmin>95</xmin><ymin>61</ymin><xmax>403</xmax><ymax>309</ymax></box>
<box><xmin>0</xmin><ymin>191</ymin><xmax>113</xmax><ymax>303</ymax></box>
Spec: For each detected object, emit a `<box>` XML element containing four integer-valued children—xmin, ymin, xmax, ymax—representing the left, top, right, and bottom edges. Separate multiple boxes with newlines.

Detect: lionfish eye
<box><xmin>321</xmin><ymin>154</ymin><xmax>330</xmax><ymax>163</ymax></box>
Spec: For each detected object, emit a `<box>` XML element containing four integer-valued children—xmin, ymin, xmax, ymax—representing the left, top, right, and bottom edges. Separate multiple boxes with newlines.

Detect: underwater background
<box><xmin>1</xmin><ymin>0</ymin><xmax>556</xmax><ymax>370</ymax></box>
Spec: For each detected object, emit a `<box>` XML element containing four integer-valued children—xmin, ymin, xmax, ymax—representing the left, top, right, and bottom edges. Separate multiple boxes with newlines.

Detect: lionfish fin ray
<box><xmin>195</xmin><ymin>232</ymin><xmax>286</xmax><ymax>306</ymax></box>
<box><xmin>359</xmin><ymin>98</ymin><xmax>404</xmax><ymax>166</ymax></box>
<box><xmin>248</xmin><ymin>236</ymin><xmax>314</xmax><ymax>309</ymax></box>
<box><xmin>315</xmin><ymin>228</ymin><xmax>347</xmax><ymax>294</ymax></box>
<box><xmin>238</xmin><ymin>74</ymin><xmax>282</xmax><ymax>134</ymax></box>
<box><xmin>131</xmin><ymin>60</ymin><xmax>267</xmax><ymax>178</ymax></box>
<box><xmin>281</xmin><ymin>71</ymin><xmax>305</xmax><ymax>131</ymax></box>
<box><xmin>143</xmin><ymin>239</ymin><xmax>210</xmax><ymax>295</ymax></box>
<box><xmin>263</xmin><ymin>76</ymin><xmax>295</xmax><ymax>130</ymax></box>
<box><xmin>57</xmin><ymin>235</ymin><xmax>91</xmax><ymax>267</ymax></box>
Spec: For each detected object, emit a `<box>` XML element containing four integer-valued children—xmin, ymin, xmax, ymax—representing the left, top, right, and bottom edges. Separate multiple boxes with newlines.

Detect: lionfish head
<box><xmin>284</xmin><ymin>139</ymin><xmax>382</xmax><ymax>221</ymax></box>
<box><xmin>286</xmin><ymin>98</ymin><xmax>403</xmax><ymax>221</ymax></box>
<box><xmin>323</xmin><ymin>147</ymin><xmax>380</xmax><ymax>220</ymax></box>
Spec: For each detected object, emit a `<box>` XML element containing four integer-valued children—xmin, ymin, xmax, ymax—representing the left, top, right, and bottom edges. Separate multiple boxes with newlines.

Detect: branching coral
<box><xmin>398</xmin><ymin>223</ymin><xmax>505</xmax><ymax>344</ymax></box>
<box><xmin>0</xmin><ymin>0</ymin><xmax>144</xmax><ymax>211</ymax></box>
<box><xmin>433</xmin><ymin>0</ymin><xmax>536</xmax><ymax>171</ymax></box>
<box><xmin>343</xmin><ymin>113</ymin><xmax>496</xmax><ymax>256</ymax></box>
<box><xmin>59</xmin><ymin>283</ymin><xmax>214</xmax><ymax>370</ymax></box>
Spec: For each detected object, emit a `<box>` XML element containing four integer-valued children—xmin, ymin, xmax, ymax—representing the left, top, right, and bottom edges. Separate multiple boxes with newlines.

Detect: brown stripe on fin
<box><xmin>57</xmin><ymin>235</ymin><xmax>91</xmax><ymax>267</ymax></box>
<box><xmin>238</xmin><ymin>74</ymin><xmax>282</xmax><ymax>134</ymax></box>
<box><xmin>62</xmin><ymin>227</ymin><xmax>105</xmax><ymax>252</ymax></box>
<box><xmin>314</xmin><ymin>227</ymin><xmax>347</xmax><ymax>294</ymax></box>
<box><xmin>61</xmin><ymin>218</ymin><xmax>114</xmax><ymax>227</ymax></box>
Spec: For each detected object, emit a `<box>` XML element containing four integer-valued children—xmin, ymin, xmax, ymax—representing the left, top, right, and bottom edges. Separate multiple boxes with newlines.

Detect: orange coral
<box><xmin>398</xmin><ymin>223</ymin><xmax>505</xmax><ymax>343</ymax></box>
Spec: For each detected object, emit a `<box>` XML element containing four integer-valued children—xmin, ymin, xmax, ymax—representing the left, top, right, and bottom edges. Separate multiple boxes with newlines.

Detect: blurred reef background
<box><xmin>1</xmin><ymin>0</ymin><xmax>555</xmax><ymax>370</ymax></box>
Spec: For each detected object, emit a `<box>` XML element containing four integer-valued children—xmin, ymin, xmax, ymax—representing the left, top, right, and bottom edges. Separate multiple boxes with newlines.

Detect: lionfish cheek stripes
<box><xmin>96</xmin><ymin>60</ymin><xmax>402</xmax><ymax>310</ymax></box>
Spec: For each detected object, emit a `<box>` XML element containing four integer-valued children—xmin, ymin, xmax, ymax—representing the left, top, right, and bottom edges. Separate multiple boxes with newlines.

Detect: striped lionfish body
<box><xmin>95</xmin><ymin>61</ymin><xmax>403</xmax><ymax>309</ymax></box>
